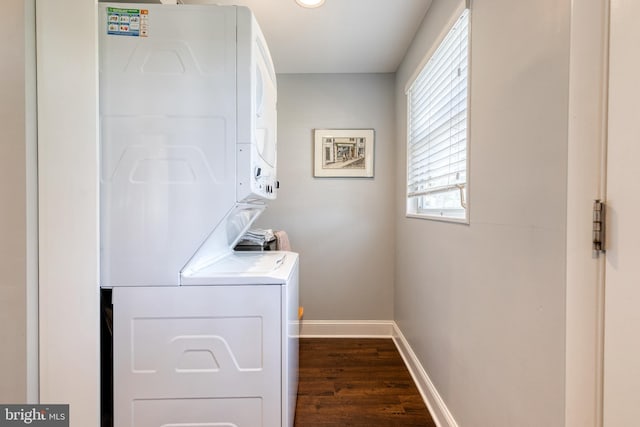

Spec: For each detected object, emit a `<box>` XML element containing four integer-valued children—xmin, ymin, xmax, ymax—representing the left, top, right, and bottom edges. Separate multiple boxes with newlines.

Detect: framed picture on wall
<box><xmin>313</xmin><ymin>129</ymin><xmax>375</xmax><ymax>178</ymax></box>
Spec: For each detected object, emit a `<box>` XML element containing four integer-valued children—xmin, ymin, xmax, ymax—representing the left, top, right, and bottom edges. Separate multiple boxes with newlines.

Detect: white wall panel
<box><xmin>0</xmin><ymin>0</ymin><xmax>29</xmax><ymax>403</ymax></box>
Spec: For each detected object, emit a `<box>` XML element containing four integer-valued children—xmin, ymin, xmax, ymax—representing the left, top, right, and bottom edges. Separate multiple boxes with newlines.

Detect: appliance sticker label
<box><xmin>107</xmin><ymin>7</ymin><xmax>148</xmax><ymax>37</ymax></box>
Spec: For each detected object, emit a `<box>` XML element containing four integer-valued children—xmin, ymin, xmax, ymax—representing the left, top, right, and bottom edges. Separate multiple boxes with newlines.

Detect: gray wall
<box><xmin>256</xmin><ymin>73</ymin><xmax>395</xmax><ymax>321</ymax></box>
<box><xmin>0</xmin><ymin>0</ymin><xmax>37</xmax><ymax>403</ymax></box>
<box><xmin>394</xmin><ymin>0</ymin><xmax>569</xmax><ymax>426</ymax></box>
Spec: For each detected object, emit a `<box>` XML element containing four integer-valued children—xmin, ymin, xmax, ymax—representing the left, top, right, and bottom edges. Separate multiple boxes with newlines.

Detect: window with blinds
<box><xmin>406</xmin><ymin>8</ymin><xmax>470</xmax><ymax>221</ymax></box>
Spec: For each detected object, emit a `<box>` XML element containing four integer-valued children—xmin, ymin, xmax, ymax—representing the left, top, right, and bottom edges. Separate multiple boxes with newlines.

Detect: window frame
<box><xmin>405</xmin><ymin>6</ymin><xmax>471</xmax><ymax>224</ymax></box>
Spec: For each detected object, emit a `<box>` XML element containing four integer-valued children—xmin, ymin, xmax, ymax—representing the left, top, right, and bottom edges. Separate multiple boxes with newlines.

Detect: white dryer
<box><xmin>99</xmin><ymin>3</ymin><xmax>278</xmax><ymax>287</ymax></box>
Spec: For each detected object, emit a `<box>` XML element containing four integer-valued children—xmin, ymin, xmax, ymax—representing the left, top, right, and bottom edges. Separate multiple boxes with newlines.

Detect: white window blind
<box><xmin>406</xmin><ymin>8</ymin><xmax>470</xmax><ymax>221</ymax></box>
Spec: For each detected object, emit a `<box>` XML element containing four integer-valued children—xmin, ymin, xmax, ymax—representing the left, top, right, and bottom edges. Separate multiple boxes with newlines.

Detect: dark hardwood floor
<box><xmin>294</xmin><ymin>338</ymin><xmax>436</xmax><ymax>427</ymax></box>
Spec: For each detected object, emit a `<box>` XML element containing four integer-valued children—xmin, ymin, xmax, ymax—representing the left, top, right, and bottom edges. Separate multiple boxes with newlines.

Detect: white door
<box><xmin>603</xmin><ymin>0</ymin><xmax>640</xmax><ymax>424</ymax></box>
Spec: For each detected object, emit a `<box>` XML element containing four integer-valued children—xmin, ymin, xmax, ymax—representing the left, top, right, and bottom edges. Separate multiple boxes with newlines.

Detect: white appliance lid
<box><xmin>181</xmin><ymin>251</ymin><xmax>298</xmax><ymax>285</ymax></box>
<box><xmin>181</xmin><ymin>203</ymin><xmax>265</xmax><ymax>276</ymax></box>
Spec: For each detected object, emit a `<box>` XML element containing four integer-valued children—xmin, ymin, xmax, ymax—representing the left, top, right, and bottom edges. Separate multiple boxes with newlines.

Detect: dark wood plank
<box><xmin>294</xmin><ymin>338</ymin><xmax>436</xmax><ymax>427</ymax></box>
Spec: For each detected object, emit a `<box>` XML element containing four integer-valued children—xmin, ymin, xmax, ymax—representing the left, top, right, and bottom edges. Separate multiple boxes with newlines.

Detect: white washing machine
<box><xmin>112</xmin><ymin>251</ymin><xmax>299</xmax><ymax>427</ymax></box>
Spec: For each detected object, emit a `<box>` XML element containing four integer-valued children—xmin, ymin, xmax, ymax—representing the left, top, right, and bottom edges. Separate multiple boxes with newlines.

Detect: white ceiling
<box><xmin>183</xmin><ymin>0</ymin><xmax>433</xmax><ymax>74</ymax></box>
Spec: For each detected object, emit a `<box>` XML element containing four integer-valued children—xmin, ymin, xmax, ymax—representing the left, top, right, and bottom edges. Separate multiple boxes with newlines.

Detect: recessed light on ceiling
<box><xmin>295</xmin><ymin>0</ymin><xmax>325</xmax><ymax>8</ymax></box>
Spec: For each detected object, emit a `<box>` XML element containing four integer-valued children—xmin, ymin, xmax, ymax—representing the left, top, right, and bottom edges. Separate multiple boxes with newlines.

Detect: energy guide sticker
<box><xmin>107</xmin><ymin>7</ymin><xmax>148</xmax><ymax>37</ymax></box>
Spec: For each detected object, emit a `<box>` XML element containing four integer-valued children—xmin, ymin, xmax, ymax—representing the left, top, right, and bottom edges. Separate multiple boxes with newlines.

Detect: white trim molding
<box><xmin>299</xmin><ymin>320</ymin><xmax>395</xmax><ymax>338</ymax></box>
<box><xmin>298</xmin><ymin>320</ymin><xmax>458</xmax><ymax>427</ymax></box>
<box><xmin>392</xmin><ymin>324</ymin><xmax>458</xmax><ymax>427</ymax></box>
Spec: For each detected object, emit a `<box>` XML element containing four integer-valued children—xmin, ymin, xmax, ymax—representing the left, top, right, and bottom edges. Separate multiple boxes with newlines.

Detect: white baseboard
<box><xmin>298</xmin><ymin>319</ymin><xmax>457</xmax><ymax>427</ymax></box>
<box><xmin>299</xmin><ymin>320</ymin><xmax>395</xmax><ymax>338</ymax></box>
<box><xmin>392</xmin><ymin>324</ymin><xmax>458</xmax><ymax>427</ymax></box>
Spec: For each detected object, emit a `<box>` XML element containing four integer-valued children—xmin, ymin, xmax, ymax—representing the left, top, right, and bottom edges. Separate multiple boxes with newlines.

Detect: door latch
<box><xmin>593</xmin><ymin>199</ymin><xmax>606</xmax><ymax>254</ymax></box>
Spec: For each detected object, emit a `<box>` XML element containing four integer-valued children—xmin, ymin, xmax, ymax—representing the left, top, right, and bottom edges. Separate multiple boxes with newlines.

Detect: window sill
<box><xmin>405</xmin><ymin>212</ymin><xmax>469</xmax><ymax>225</ymax></box>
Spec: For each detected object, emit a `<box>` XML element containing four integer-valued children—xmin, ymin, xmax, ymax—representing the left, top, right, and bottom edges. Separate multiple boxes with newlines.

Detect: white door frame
<box><xmin>565</xmin><ymin>0</ymin><xmax>609</xmax><ymax>427</ymax></box>
<box><xmin>36</xmin><ymin>1</ymin><xmax>101</xmax><ymax>426</ymax></box>
<box><xmin>565</xmin><ymin>1</ymin><xmax>609</xmax><ymax>426</ymax></box>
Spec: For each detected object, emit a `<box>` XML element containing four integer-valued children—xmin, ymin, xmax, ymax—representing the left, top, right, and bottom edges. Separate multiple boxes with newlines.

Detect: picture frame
<box><xmin>313</xmin><ymin>129</ymin><xmax>375</xmax><ymax>178</ymax></box>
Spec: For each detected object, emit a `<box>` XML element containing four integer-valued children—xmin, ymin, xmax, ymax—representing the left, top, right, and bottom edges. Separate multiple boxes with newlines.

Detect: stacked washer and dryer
<box><xmin>98</xmin><ymin>3</ymin><xmax>298</xmax><ymax>426</ymax></box>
